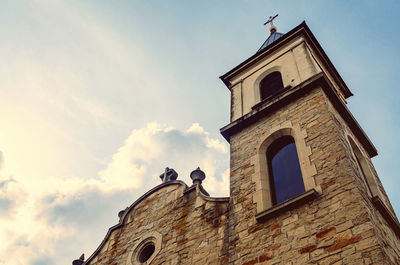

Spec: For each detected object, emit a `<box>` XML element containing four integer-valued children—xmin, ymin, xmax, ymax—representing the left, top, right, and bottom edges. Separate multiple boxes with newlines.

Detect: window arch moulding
<box><xmin>252</xmin><ymin>121</ymin><xmax>319</xmax><ymax>214</ymax></box>
<box><xmin>253</xmin><ymin>65</ymin><xmax>283</xmax><ymax>104</ymax></box>
<box><xmin>126</xmin><ymin>231</ymin><xmax>162</xmax><ymax>265</ymax></box>
<box><xmin>347</xmin><ymin>135</ymin><xmax>379</xmax><ymax>198</ymax></box>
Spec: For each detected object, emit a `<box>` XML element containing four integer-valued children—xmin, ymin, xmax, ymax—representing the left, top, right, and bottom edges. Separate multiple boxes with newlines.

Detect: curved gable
<box><xmin>84</xmin><ymin>181</ymin><xmax>188</xmax><ymax>264</ymax></box>
<box><xmin>84</xmin><ymin>181</ymin><xmax>229</xmax><ymax>265</ymax></box>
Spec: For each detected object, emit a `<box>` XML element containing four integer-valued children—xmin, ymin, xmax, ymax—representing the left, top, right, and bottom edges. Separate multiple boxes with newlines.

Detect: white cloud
<box><xmin>99</xmin><ymin>122</ymin><xmax>229</xmax><ymax>193</ymax></box>
<box><xmin>206</xmin><ymin>138</ymin><xmax>228</xmax><ymax>153</ymax></box>
<box><xmin>186</xmin><ymin>123</ymin><xmax>205</xmax><ymax>134</ymax></box>
<box><xmin>203</xmin><ymin>167</ymin><xmax>230</xmax><ymax>197</ymax></box>
<box><xmin>98</xmin><ymin>123</ymin><xmax>164</xmax><ymax>189</ymax></box>
<box><xmin>187</xmin><ymin>123</ymin><xmax>228</xmax><ymax>153</ymax></box>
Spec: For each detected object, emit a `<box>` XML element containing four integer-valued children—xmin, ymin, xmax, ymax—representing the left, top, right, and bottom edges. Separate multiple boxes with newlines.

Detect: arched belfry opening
<box><xmin>348</xmin><ymin>136</ymin><xmax>374</xmax><ymax>197</ymax></box>
<box><xmin>260</xmin><ymin>71</ymin><xmax>284</xmax><ymax>101</ymax></box>
<box><xmin>267</xmin><ymin>135</ymin><xmax>305</xmax><ymax>205</ymax></box>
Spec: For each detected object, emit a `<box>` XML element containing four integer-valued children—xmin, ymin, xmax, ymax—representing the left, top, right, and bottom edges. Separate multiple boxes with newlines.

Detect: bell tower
<box><xmin>220</xmin><ymin>19</ymin><xmax>400</xmax><ymax>264</ymax></box>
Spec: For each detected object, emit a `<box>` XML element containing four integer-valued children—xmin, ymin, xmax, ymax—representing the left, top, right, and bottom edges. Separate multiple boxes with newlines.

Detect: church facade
<box><xmin>74</xmin><ymin>21</ymin><xmax>400</xmax><ymax>265</ymax></box>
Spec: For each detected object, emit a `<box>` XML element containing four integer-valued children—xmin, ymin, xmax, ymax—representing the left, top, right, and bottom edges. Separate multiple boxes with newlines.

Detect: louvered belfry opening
<box><xmin>260</xmin><ymin>71</ymin><xmax>284</xmax><ymax>101</ymax></box>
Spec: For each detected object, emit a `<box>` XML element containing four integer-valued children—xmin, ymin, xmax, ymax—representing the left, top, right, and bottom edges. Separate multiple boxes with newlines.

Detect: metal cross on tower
<box><xmin>264</xmin><ymin>14</ymin><xmax>279</xmax><ymax>26</ymax></box>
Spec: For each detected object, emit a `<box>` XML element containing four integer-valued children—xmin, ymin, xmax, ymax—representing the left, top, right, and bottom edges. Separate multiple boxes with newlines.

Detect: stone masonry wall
<box><xmin>86</xmin><ymin>184</ymin><xmax>229</xmax><ymax>265</ymax></box>
<box><xmin>228</xmin><ymin>87</ymin><xmax>398</xmax><ymax>264</ymax></box>
<box><xmin>325</xmin><ymin>98</ymin><xmax>400</xmax><ymax>263</ymax></box>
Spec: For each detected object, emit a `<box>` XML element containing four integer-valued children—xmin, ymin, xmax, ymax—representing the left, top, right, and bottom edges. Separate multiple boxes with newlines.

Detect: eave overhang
<box><xmin>219</xmin><ymin>73</ymin><xmax>377</xmax><ymax>158</ymax></box>
<box><xmin>219</xmin><ymin>21</ymin><xmax>353</xmax><ymax>99</ymax></box>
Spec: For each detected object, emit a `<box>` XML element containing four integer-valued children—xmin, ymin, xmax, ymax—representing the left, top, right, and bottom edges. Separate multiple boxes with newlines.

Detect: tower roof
<box><xmin>257</xmin><ymin>29</ymin><xmax>285</xmax><ymax>52</ymax></box>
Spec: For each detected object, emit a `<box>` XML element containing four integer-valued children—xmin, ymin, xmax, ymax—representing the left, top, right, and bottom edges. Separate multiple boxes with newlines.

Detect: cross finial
<box><xmin>159</xmin><ymin>167</ymin><xmax>178</xmax><ymax>183</ymax></box>
<box><xmin>264</xmin><ymin>14</ymin><xmax>278</xmax><ymax>26</ymax></box>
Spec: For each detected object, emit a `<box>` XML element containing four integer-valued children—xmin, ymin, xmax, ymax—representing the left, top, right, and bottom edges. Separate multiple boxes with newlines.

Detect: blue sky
<box><xmin>0</xmin><ymin>1</ymin><xmax>399</xmax><ymax>264</ymax></box>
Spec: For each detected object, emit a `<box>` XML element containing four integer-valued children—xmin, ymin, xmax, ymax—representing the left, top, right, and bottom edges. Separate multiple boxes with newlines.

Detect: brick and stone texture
<box><xmin>326</xmin><ymin>98</ymin><xmax>400</xmax><ymax>263</ymax></box>
<box><xmin>228</xmin><ymin>87</ymin><xmax>400</xmax><ymax>265</ymax></box>
<box><xmin>85</xmin><ymin>184</ymin><xmax>229</xmax><ymax>265</ymax></box>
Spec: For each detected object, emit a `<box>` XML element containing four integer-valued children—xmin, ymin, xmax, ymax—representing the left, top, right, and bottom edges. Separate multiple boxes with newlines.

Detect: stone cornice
<box><xmin>220</xmin><ymin>73</ymin><xmax>377</xmax><ymax>158</ymax></box>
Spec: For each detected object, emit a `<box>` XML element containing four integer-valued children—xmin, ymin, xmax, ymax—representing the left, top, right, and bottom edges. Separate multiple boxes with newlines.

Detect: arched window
<box><xmin>348</xmin><ymin>137</ymin><xmax>374</xmax><ymax>197</ymax></box>
<box><xmin>260</xmin><ymin>71</ymin><xmax>284</xmax><ymax>101</ymax></box>
<box><xmin>267</xmin><ymin>136</ymin><xmax>305</xmax><ymax>204</ymax></box>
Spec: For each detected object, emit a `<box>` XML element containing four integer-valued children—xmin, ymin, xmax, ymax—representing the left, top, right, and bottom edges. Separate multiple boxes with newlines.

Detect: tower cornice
<box><xmin>220</xmin><ymin>72</ymin><xmax>377</xmax><ymax>158</ymax></box>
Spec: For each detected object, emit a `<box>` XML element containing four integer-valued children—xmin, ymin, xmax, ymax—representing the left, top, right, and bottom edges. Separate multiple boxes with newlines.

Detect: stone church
<box><xmin>73</xmin><ymin>20</ymin><xmax>400</xmax><ymax>265</ymax></box>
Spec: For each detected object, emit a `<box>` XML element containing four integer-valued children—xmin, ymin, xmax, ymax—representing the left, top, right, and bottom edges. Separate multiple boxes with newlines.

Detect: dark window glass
<box><xmin>260</xmin><ymin>72</ymin><xmax>284</xmax><ymax>101</ymax></box>
<box><xmin>267</xmin><ymin>136</ymin><xmax>305</xmax><ymax>204</ymax></box>
<box><xmin>348</xmin><ymin>137</ymin><xmax>374</xmax><ymax>197</ymax></box>
<box><xmin>355</xmin><ymin>155</ymin><xmax>373</xmax><ymax>196</ymax></box>
<box><xmin>138</xmin><ymin>243</ymin><xmax>155</xmax><ymax>263</ymax></box>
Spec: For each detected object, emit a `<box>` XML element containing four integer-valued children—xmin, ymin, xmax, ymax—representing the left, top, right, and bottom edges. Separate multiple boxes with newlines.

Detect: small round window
<box><xmin>137</xmin><ymin>242</ymin><xmax>155</xmax><ymax>263</ymax></box>
<box><xmin>126</xmin><ymin>231</ymin><xmax>162</xmax><ymax>265</ymax></box>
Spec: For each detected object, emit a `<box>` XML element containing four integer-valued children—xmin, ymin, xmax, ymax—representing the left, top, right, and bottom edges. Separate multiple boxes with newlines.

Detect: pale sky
<box><xmin>0</xmin><ymin>1</ymin><xmax>399</xmax><ymax>264</ymax></box>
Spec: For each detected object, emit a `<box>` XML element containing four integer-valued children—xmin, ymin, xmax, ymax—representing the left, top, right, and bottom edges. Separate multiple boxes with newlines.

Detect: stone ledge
<box><xmin>219</xmin><ymin>73</ymin><xmax>377</xmax><ymax>158</ymax></box>
<box><xmin>251</xmin><ymin>85</ymin><xmax>292</xmax><ymax>111</ymax></box>
<box><xmin>255</xmin><ymin>189</ymin><xmax>319</xmax><ymax>223</ymax></box>
<box><xmin>371</xmin><ymin>196</ymin><xmax>400</xmax><ymax>237</ymax></box>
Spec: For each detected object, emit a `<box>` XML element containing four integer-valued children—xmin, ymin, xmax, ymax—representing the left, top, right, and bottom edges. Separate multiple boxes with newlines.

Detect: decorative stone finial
<box><xmin>118</xmin><ymin>207</ymin><xmax>128</xmax><ymax>222</ymax></box>
<box><xmin>159</xmin><ymin>167</ymin><xmax>178</xmax><ymax>183</ymax></box>
<box><xmin>72</xmin><ymin>254</ymin><xmax>84</xmax><ymax>265</ymax></box>
<box><xmin>118</xmin><ymin>209</ymin><xmax>125</xmax><ymax>219</ymax></box>
<box><xmin>190</xmin><ymin>167</ymin><xmax>206</xmax><ymax>185</ymax></box>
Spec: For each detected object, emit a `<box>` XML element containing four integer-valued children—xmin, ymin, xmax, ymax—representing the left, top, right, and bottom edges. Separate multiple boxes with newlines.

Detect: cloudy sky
<box><xmin>0</xmin><ymin>1</ymin><xmax>399</xmax><ymax>264</ymax></box>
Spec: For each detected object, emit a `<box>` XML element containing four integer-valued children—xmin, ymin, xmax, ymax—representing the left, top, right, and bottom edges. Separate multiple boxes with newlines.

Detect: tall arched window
<box><xmin>267</xmin><ymin>136</ymin><xmax>305</xmax><ymax>204</ymax></box>
<box><xmin>348</xmin><ymin>137</ymin><xmax>374</xmax><ymax>197</ymax></box>
<box><xmin>260</xmin><ymin>71</ymin><xmax>284</xmax><ymax>101</ymax></box>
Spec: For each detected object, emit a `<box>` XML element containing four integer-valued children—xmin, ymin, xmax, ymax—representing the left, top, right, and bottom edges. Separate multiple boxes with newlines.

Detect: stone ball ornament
<box><xmin>190</xmin><ymin>167</ymin><xmax>206</xmax><ymax>185</ymax></box>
